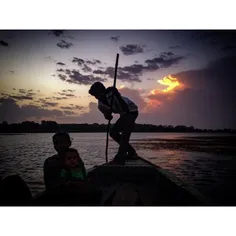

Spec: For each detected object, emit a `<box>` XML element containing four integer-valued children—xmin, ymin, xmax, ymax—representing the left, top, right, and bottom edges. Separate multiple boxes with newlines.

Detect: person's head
<box><xmin>64</xmin><ymin>148</ymin><xmax>80</xmax><ymax>168</ymax></box>
<box><xmin>52</xmin><ymin>132</ymin><xmax>71</xmax><ymax>154</ymax></box>
<box><xmin>89</xmin><ymin>82</ymin><xmax>106</xmax><ymax>100</ymax></box>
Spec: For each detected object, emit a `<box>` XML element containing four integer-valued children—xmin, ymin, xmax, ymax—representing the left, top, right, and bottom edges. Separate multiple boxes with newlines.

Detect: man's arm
<box><xmin>98</xmin><ymin>104</ymin><xmax>113</xmax><ymax>120</ymax></box>
<box><xmin>43</xmin><ymin>157</ymin><xmax>61</xmax><ymax>190</ymax></box>
<box><xmin>108</xmin><ymin>87</ymin><xmax>129</xmax><ymax>113</ymax></box>
<box><xmin>78</xmin><ymin>156</ymin><xmax>87</xmax><ymax>180</ymax></box>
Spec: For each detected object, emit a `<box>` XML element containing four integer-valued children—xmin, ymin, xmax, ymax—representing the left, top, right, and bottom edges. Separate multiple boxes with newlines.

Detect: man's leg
<box><xmin>117</xmin><ymin>112</ymin><xmax>138</xmax><ymax>158</ymax></box>
<box><xmin>109</xmin><ymin>116</ymin><xmax>123</xmax><ymax>144</ymax></box>
<box><xmin>110</xmin><ymin>128</ymin><xmax>136</xmax><ymax>156</ymax></box>
<box><xmin>110</xmin><ymin>116</ymin><xmax>137</xmax><ymax>156</ymax></box>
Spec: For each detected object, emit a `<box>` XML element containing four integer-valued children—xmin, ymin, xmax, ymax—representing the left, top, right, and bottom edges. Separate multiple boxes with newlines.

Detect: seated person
<box><xmin>60</xmin><ymin>148</ymin><xmax>87</xmax><ymax>186</ymax></box>
<box><xmin>40</xmin><ymin>132</ymin><xmax>101</xmax><ymax>205</ymax></box>
<box><xmin>43</xmin><ymin>132</ymin><xmax>72</xmax><ymax>190</ymax></box>
<box><xmin>0</xmin><ymin>175</ymin><xmax>32</xmax><ymax>206</ymax></box>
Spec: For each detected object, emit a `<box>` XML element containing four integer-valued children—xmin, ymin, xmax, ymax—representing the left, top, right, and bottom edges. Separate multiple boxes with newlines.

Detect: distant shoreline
<box><xmin>1</xmin><ymin>121</ymin><xmax>235</xmax><ymax>134</ymax></box>
<box><xmin>1</xmin><ymin>131</ymin><xmax>236</xmax><ymax>135</ymax></box>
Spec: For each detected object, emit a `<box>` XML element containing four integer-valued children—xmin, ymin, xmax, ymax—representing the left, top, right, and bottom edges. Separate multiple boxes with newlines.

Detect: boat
<box><xmin>86</xmin><ymin>156</ymin><xmax>208</xmax><ymax>206</ymax></box>
<box><xmin>32</xmin><ymin>156</ymin><xmax>208</xmax><ymax>206</ymax></box>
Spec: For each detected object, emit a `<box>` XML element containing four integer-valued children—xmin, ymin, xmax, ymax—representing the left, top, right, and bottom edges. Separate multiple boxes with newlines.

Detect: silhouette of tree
<box><xmin>0</xmin><ymin>121</ymin><xmax>235</xmax><ymax>133</ymax></box>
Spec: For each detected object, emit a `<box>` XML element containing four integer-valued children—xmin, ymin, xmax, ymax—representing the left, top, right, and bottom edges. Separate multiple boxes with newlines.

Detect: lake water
<box><xmin>0</xmin><ymin>132</ymin><xmax>236</xmax><ymax>205</ymax></box>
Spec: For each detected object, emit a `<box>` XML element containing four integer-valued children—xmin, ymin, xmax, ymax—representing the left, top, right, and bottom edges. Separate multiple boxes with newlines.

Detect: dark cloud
<box><xmin>222</xmin><ymin>45</ymin><xmax>236</xmax><ymax>51</ymax></box>
<box><xmin>0</xmin><ymin>99</ymin><xmax>63</xmax><ymax>123</ymax></box>
<box><xmin>43</xmin><ymin>102</ymin><xmax>59</xmax><ymax>107</ymax></box>
<box><xmin>56</xmin><ymin>92</ymin><xmax>77</xmax><ymax>98</ymax></box>
<box><xmin>93</xmin><ymin>66</ymin><xmax>141</xmax><ymax>82</ymax></box>
<box><xmin>163</xmin><ymin>55</ymin><xmax>236</xmax><ymax>129</ymax></box>
<box><xmin>58</xmin><ymin>74</ymin><xmax>67</xmax><ymax>81</ymax></box>
<box><xmin>51</xmin><ymin>96</ymin><xmax>69</xmax><ymax>100</ymax></box>
<box><xmin>72</xmin><ymin>57</ymin><xmax>85</xmax><ymax>66</ymax></box>
<box><xmin>0</xmin><ymin>40</ymin><xmax>9</xmax><ymax>47</ymax></box>
<box><xmin>82</xmin><ymin>64</ymin><xmax>92</xmax><ymax>73</ymax></box>
<box><xmin>37</xmin><ymin>98</ymin><xmax>47</xmax><ymax>103</ymax></box>
<box><xmin>65</xmin><ymin>69</ymin><xmax>71</xmax><ymax>75</ymax></box>
<box><xmin>1</xmin><ymin>93</ymin><xmax>8</xmax><ymax>97</ymax></box>
<box><xmin>57</xmin><ymin>69</ymin><xmax>64</xmax><ymax>72</ymax></box>
<box><xmin>93</xmin><ymin>69</ymin><xmax>107</xmax><ymax>75</ymax></box>
<box><xmin>64</xmin><ymin>94</ymin><xmax>76</xmax><ymax>98</ymax></box>
<box><xmin>161</xmin><ymin>52</ymin><xmax>174</xmax><ymax>57</ymax></box>
<box><xmin>61</xmin><ymin>105</ymin><xmax>84</xmax><ymax>110</ymax></box>
<box><xmin>93</xmin><ymin>52</ymin><xmax>184</xmax><ymax>83</ymax></box>
<box><xmin>192</xmin><ymin>30</ymin><xmax>236</xmax><ymax>52</ymax></box>
<box><xmin>19</xmin><ymin>89</ymin><xmax>27</xmax><ymax>94</ymax></box>
<box><xmin>145</xmin><ymin>52</ymin><xmax>185</xmax><ymax>69</ymax></box>
<box><xmin>62</xmin><ymin>52</ymin><xmax>183</xmax><ymax>84</ymax></box>
<box><xmin>68</xmin><ymin>69</ymin><xmax>106</xmax><ymax>85</ymax></box>
<box><xmin>72</xmin><ymin>57</ymin><xmax>101</xmax><ymax>67</ymax></box>
<box><xmin>56</xmin><ymin>40</ymin><xmax>73</xmax><ymax>49</ymax></box>
<box><xmin>145</xmin><ymin>57</ymin><xmax>164</xmax><ymax>64</ymax></box>
<box><xmin>122</xmin><ymin>64</ymin><xmax>145</xmax><ymax>74</ymax></box>
<box><xmin>0</xmin><ymin>98</ymin><xmax>14</xmax><ymax>103</ymax></box>
<box><xmin>63</xmin><ymin>110</ymin><xmax>77</xmax><ymax>115</ymax></box>
<box><xmin>10</xmin><ymin>70</ymin><xmax>15</xmax><ymax>74</ymax></box>
<box><xmin>74</xmin><ymin>105</ymin><xmax>84</xmax><ymax>110</ymax></box>
<box><xmin>94</xmin><ymin>59</ymin><xmax>101</xmax><ymax>64</ymax></box>
<box><xmin>173</xmin><ymin>55</ymin><xmax>236</xmax><ymax>91</ymax></box>
<box><xmin>26</xmin><ymin>92</ymin><xmax>36</xmax><ymax>97</ymax></box>
<box><xmin>50</xmin><ymin>30</ymin><xmax>64</xmax><ymax>37</ymax></box>
<box><xmin>120</xmin><ymin>44</ymin><xmax>145</xmax><ymax>55</ymax></box>
<box><xmin>86</xmin><ymin>59</ymin><xmax>101</xmax><ymax>65</ymax></box>
<box><xmin>9</xmin><ymin>95</ymin><xmax>33</xmax><ymax>101</ymax></box>
<box><xmin>56</xmin><ymin>62</ymin><xmax>66</xmax><ymax>66</ymax></box>
<box><xmin>60</xmin><ymin>106</ymin><xmax>72</xmax><ymax>109</ymax></box>
<box><xmin>61</xmin><ymin>89</ymin><xmax>75</xmax><ymax>93</ymax></box>
<box><xmin>110</xmin><ymin>36</ymin><xmax>120</xmax><ymax>42</ymax></box>
<box><xmin>57</xmin><ymin>92</ymin><xmax>66</xmax><ymax>96</ymax></box>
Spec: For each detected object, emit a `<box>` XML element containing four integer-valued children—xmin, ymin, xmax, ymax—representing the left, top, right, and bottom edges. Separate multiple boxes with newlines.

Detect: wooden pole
<box><xmin>105</xmin><ymin>53</ymin><xmax>119</xmax><ymax>163</ymax></box>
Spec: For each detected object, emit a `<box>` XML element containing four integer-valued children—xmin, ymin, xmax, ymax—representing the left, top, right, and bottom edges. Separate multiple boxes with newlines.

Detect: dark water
<box><xmin>0</xmin><ymin>132</ymin><xmax>236</xmax><ymax>205</ymax></box>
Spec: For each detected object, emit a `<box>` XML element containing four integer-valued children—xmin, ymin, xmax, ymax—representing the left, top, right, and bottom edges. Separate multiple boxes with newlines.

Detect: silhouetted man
<box><xmin>43</xmin><ymin>132</ymin><xmax>72</xmax><ymax>190</ymax></box>
<box><xmin>89</xmin><ymin>82</ymin><xmax>139</xmax><ymax>165</ymax></box>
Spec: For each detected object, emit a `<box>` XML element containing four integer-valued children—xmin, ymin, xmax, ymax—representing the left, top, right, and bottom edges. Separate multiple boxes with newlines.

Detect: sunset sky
<box><xmin>0</xmin><ymin>30</ymin><xmax>236</xmax><ymax>129</ymax></box>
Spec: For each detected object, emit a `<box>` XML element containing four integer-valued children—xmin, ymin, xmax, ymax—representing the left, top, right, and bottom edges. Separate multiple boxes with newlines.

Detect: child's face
<box><xmin>64</xmin><ymin>152</ymin><xmax>79</xmax><ymax>168</ymax></box>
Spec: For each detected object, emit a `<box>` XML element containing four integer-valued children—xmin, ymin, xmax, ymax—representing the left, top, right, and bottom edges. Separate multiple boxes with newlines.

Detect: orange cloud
<box><xmin>144</xmin><ymin>99</ymin><xmax>161</xmax><ymax>111</ymax></box>
<box><xmin>158</xmin><ymin>75</ymin><xmax>180</xmax><ymax>92</ymax></box>
<box><xmin>145</xmin><ymin>75</ymin><xmax>185</xmax><ymax>111</ymax></box>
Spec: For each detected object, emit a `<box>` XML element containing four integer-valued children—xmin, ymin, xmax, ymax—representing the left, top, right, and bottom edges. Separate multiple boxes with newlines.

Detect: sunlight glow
<box><xmin>157</xmin><ymin>75</ymin><xmax>180</xmax><ymax>92</ymax></box>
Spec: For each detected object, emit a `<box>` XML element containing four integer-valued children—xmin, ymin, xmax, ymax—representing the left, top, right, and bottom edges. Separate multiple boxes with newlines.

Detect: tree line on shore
<box><xmin>0</xmin><ymin>120</ymin><xmax>235</xmax><ymax>133</ymax></box>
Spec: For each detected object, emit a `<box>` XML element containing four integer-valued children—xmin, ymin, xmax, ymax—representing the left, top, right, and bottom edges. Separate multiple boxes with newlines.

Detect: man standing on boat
<box><xmin>89</xmin><ymin>82</ymin><xmax>139</xmax><ymax>165</ymax></box>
